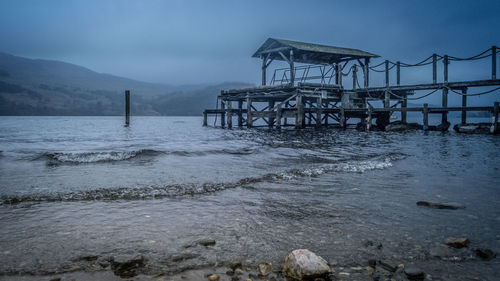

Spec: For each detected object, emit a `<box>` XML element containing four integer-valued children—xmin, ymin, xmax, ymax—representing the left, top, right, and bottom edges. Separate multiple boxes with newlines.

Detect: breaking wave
<box><xmin>3</xmin><ymin>153</ymin><xmax>405</xmax><ymax>205</ymax></box>
<box><xmin>36</xmin><ymin>149</ymin><xmax>162</xmax><ymax>164</ymax></box>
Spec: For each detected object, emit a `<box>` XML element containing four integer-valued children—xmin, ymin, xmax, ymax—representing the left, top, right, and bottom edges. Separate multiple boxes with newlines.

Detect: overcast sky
<box><xmin>1</xmin><ymin>0</ymin><xmax>499</xmax><ymax>102</ymax></box>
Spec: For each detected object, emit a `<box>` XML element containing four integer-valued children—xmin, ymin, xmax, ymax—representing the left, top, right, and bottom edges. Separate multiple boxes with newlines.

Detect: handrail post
<box><xmin>396</xmin><ymin>61</ymin><xmax>401</xmax><ymax>85</ymax></box>
<box><xmin>493</xmin><ymin>46</ymin><xmax>497</xmax><ymax>80</ymax></box>
<box><xmin>289</xmin><ymin>49</ymin><xmax>295</xmax><ymax>86</ymax></box>
<box><xmin>364</xmin><ymin>58</ymin><xmax>370</xmax><ymax>88</ymax></box>
<box><xmin>432</xmin><ymin>54</ymin><xmax>437</xmax><ymax>84</ymax></box>
<box><xmin>220</xmin><ymin>98</ymin><xmax>226</xmax><ymax>128</ymax></box>
<box><xmin>385</xmin><ymin>60</ymin><xmax>389</xmax><ymax>87</ymax></box>
<box><xmin>443</xmin><ymin>55</ymin><xmax>449</xmax><ymax>83</ymax></box>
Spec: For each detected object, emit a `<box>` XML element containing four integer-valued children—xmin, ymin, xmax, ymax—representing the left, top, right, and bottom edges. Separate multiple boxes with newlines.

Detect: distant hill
<box><xmin>0</xmin><ymin>52</ymin><xmax>252</xmax><ymax>116</ymax></box>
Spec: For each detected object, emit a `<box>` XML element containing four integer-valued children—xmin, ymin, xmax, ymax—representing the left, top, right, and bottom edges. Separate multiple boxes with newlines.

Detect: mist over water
<box><xmin>0</xmin><ymin>116</ymin><xmax>499</xmax><ymax>279</ymax></box>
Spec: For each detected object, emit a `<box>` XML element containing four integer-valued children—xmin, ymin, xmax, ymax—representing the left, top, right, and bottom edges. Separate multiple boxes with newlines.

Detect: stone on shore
<box><xmin>110</xmin><ymin>255</ymin><xmax>145</xmax><ymax>278</ymax></box>
<box><xmin>445</xmin><ymin>237</ymin><xmax>470</xmax><ymax>248</ymax></box>
<box><xmin>282</xmin><ymin>249</ymin><xmax>333</xmax><ymax>280</ymax></box>
<box><xmin>475</xmin><ymin>248</ymin><xmax>496</xmax><ymax>260</ymax></box>
<box><xmin>207</xmin><ymin>274</ymin><xmax>220</xmax><ymax>281</ymax></box>
<box><xmin>258</xmin><ymin>262</ymin><xmax>272</xmax><ymax>276</ymax></box>
<box><xmin>404</xmin><ymin>266</ymin><xmax>425</xmax><ymax>280</ymax></box>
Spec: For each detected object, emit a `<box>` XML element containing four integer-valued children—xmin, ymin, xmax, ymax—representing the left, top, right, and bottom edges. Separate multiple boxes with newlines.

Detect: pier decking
<box><xmin>203</xmin><ymin>38</ymin><xmax>499</xmax><ymax>133</ymax></box>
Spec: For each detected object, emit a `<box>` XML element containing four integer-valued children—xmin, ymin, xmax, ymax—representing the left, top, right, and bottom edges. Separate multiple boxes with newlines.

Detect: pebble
<box><xmin>207</xmin><ymin>274</ymin><xmax>220</xmax><ymax>281</ymax></box>
<box><xmin>475</xmin><ymin>248</ymin><xmax>496</xmax><ymax>260</ymax></box>
<box><xmin>444</xmin><ymin>237</ymin><xmax>470</xmax><ymax>248</ymax></box>
<box><xmin>404</xmin><ymin>266</ymin><xmax>424</xmax><ymax>279</ymax></box>
<box><xmin>258</xmin><ymin>262</ymin><xmax>272</xmax><ymax>276</ymax></box>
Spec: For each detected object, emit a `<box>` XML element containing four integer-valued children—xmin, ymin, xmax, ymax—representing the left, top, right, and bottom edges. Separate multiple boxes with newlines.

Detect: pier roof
<box><xmin>252</xmin><ymin>38</ymin><xmax>379</xmax><ymax>65</ymax></box>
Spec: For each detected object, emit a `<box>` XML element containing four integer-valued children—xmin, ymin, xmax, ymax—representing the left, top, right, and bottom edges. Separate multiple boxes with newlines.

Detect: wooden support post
<box><xmin>307</xmin><ymin>101</ymin><xmax>312</xmax><ymax>126</ymax></box>
<box><xmin>203</xmin><ymin>111</ymin><xmax>208</xmax><ymax>126</ymax></box>
<box><xmin>423</xmin><ymin>103</ymin><xmax>429</xmax><ymax>131</ymax></box>
<box><xmin>316</xmin><ymin>97</ymin><xmax>323</xmax><ymax>128</ymax></box>
<box><xmin>336</xmin><ymin>63</ymin><xmax>342</xmax><ymax>86</ymax></box>
<box><xmin>432</xmin><ymin>54</ymin><xmax>437</xmax><ymax>84</ymax></box>
<box><xmin>401</xmin><ymin>96</ymin><xmax>407</xmax><ymax>123</ymax></box>
<box><xmin>442</xmin><ymin>87</ymin><xmax>448</xmax><ymax>124</ymax></box>
<box><xmin>384</xmin><ymin>90</ymin><xmax>390</xmax><ymax>108</ymax></box>
<box><xmin>220</xmin><ymin>99</ymin><xmax>226</xmax><ymax>128</ymax></box>
<box><xmin>367</xmin><ymin>106</ymin><xmax>372</xmax><ymax>131</ymax></box>
<box><xmin>492</xmin><ymin>101</ymin><xmax>499</xmax><ymax>134</ymax></box>
<box><xmin>124</xmin><ymin>90</ymin><xmax>130</xmax><ymax>126</ymax></box>
<box><xmin>295</xmin><ymin>95</ymin><xmax>304</xmax><ymax>129</ymax></box>
<box><xmin>246</xmin><ymin>98</ymin><xmax>252</xmax><ymax>128</ymax></box>
<box><xmin>262</xmin><ymin>57</ymin><xmax>267</xmax><ymax>86</ymax></box>
<box><xmin>493</xmin><ymin>46</ymin><xmax>497</xmax><ymax>80</ymax></box>
<box><xmin>364</xmin><ymin>58</ymin><xmax>370</xmax><ymax>88</ymax></box>
<box><xmin>289</xmin><ymin>49</ymin><xmax>295</xmax><ymax>86</ymax></box>
<box><xmin>396</xmin><ymin>61</ymin><xmax>401</xmax><ymax>85</ymax></box>
<box><xmin>461</xmin><ymin>88</ymin><xmax>467</xmax><ymax>124</ymax></box>
<box><xmin>385</xmin><ymin>60</ymin><xmax>389</xmax><ymax>87</ymax></box>
<box><xmin>237</xmin><ymin>100</ymin><xmax>243</xmax><ymax>127</ymax></box>
<box><xmin>340</xmin><ymin>107</ymin><xmax>346</xmax><ymax>129</ymax></box>
<box><xmin>284</xmin><ymin>101</ymin><xmax>288</xmax><ymax>126</ymax></box>
<box><xmin>227</xmin><ymin>101</ymin><xmax>232</xmax><ymax>129</ymax></box>
<box><xmin>443</xmin><ymin>55</ymin><xmax>449</xmax><ymax>83</ymax></box>
<box><xmin>268</xmin><ymin>101</ymin><xmax>275</xmax><ymax>128</ymax></box>
<box><xmin>276</xmin><ymin>104</ymin><xmax>282</xmax><ymax>129</ymax></box>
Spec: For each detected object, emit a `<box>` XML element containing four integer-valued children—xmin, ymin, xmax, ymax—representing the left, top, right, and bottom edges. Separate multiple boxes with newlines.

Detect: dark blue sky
<box><xmin>0</xmin><ymin>0</ymin><xmax>499</xmax><ymax>93</ymax></box>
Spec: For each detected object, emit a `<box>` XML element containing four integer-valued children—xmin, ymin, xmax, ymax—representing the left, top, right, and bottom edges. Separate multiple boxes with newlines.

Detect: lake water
<box><xmin>0</xmin><ymin>116</ymin><xmax>499</xmax><ymax>280</ymax></box>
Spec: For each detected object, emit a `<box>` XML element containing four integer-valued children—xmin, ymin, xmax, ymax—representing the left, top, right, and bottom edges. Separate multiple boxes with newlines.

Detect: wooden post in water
<box><xmin>461</xmin><ymin>88</ymin><xmax>467</xmax><ymax>124</ymax></box>
<box><xmin>340</xmin><ymin>107</ymin><xmax>346</xmax><ymax>130</ymax></box>
<box><xmin>423</xmin><ymin>103</ymin><xmax>429</xmax><ymax>131</ymax></box>
<box><xmin>268</xmin><ymin>101</ymin><xmax>275</xmax><ymax>128</ymax></box>
<box><xmin>203</xmin><ymin>111</ymin><xmax>208</xmax><ymax>126</ymax></box>
<box><xmin>289</xmin><ymin>49</ymin><xmax>295</xmax><ymax>86</ymax></box>
<box><xmin>384</xmin><ymin>90</ymin><xmax>390</xmax><ymax>108</ymax></box>
<box><xmin>276</xmin><ymin>104</ymin><xmax>282</xmax><ymax>129</ymax></box>
<box><xmin>364</xmin><ymin>58</ymin><xmax>370</xmax><ymax>88</ymax></box>
<box><xmin>226</xmin><ymin>101</ymin><xmax>232</xmax><ymax>129</ymax></box>
<box><xmin>295</xmin><ymin>95</ymin><xmax>304</xmax><ymax>129</ymax></box>
<box><xmin>262</xmin><ymin>56</ymin><xmax>267</xmax><ymax>86</ymax></box>
<box><xmin>366</xmin><ymin>106</ymin><xmax>372</xmax><ymax>131</ymax></box>
<box><xmin>220</xmin><ymin>99</ymin><xmax>226</xmax><ymax>128</ymax></box>
<box><xmin>124</xmin><ymin>90</ymin><xmax>130</xmax><ymax>126</ymax></box>
<box><xmin>401</xmin><ymin>95</ymin><xmax>407</xmax><ymax>123</ymax></box>
<box><xmin>237</xmin><ymin>100</ymin><xmax>243</xmax><ymax>127</ymax></box>
<box><xmin>246</xmin><ymin>97</ymin><xmax>252</xmax><ymax>128</ymax></box>
<box><xmin>442</xmin><ymin>88</ymin><xmax>448</xmax><ymax>124</ymax></box>
<box><xmin>316</xmin><ymin>96</ymin><xmax>323</xmax><ymax>128</ymax></box>
<box><xmin>336</xmin><ymin>63</ymin><xmax>342</xmax><ymax>86</ymax></box>
<box><xmin>492</xmin><ymin>101</ymin><xmax>499</xmax><ymax>134</ymax></box>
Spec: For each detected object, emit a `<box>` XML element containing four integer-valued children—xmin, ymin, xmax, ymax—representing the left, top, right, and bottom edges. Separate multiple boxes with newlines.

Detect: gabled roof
<box><xmin>252</xmin><ymin>38</ymin><xmax>379</xmax><ymax>65</ymax></box>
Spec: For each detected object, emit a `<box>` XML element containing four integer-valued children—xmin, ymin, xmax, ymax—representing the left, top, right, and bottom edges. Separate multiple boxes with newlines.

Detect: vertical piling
<box><xmin>442</xmin><ymin>88</ymin><xmax>448</xmax><ymax>124</ymax></box>
<box><xmin>295</xmin><ymin>95</ymin><xmax>304</xmax><ymax>129</ymax></box>
<box><xmin>227</xmin><ymin>101</ymin><xmax>232</xmax><ymax>129</ymax></box>
<box><xmin>246</xmin><ymin>98</ymin><xmax>252</xmax><ymax>128</ymax></box>
<box><xmin>336</xmin><ymin>64</ymin><xmax>342</xmax><ymax>86</ymax></box>
<box><xmin>443</xmin><ymin>55</ymin><xmax>449</xmax><ymax>83</ymax></box>
<box><xmin>401</xmin><ymin>96</ymin><xmax>407</xmax><ymax>123</ymax></box>
<box><xmin>262</xmin><ymin>57</ymin><xmax>267</xmax><ymax>86</ymax></box>
<box><xmin>125</xmin><ymin>90</ymin><xmax>130</xmax><ymax>126</ymax></box>
<box><xmin>268</xmin><ymin>101</ymin><xmax>275</xmax><ymax>128</ymax></box>
<box><xmin>203</xmin><ymin>110</ymin><xmax>208</xmax><ymax>126</ymax></box>
<box><xmin>238</xmin><ymin>100</ymin><xmax>243</xmax><ymax>127</ymax></box>
<box><xmin>366</xmin><ymin>106</ymin><xmax>372</xmax><ymax>131</ymax></box>
<box><xmin>384</xmin><ymin>90</ymin><xmax>390</xmax><ymax>108</ymax></box>
<box><xmin>316</xmin><ymin>97</ymin><xmax>323</xmax><ymax>128</ymax></box>
<box><xmin>492</xmin><ymin>101</ymin><xmax>499</xmax><ymax>134</ymax></box>
<box><xmin>423</xmin><ymin>103</ymin><xmax>429</xmax><ymax>131</ymax></box>
<box><xmin>352</xmin><ymin>65</ymin><xmax>358</xmax><ymax>89</ymax></box>
<box><xmin>461</xmin><ymin>88</ymin><xmax>467</xmax><ymax>124</ymax></box>
<box><xmin>289</xmin><ymin>49</ymin><xmax>295</xmax><ymax>86</ymax></box>
<box><xmin>340</xmin><ymin>107</ymin><xmax>346</xmax><ymax>129</ymax></box>
<box><xmin>364</xmin><ymin>58</ymin><xmax>370</xmax><ymax>88</ymax></box>
<box><xmin>220</xmin><ymin>99</ymin><xmax>226</xmax><ymax>128</ymax></box>
<box><xmin>276</xmin><ymin>104</ymin><xmax>282</xmax><ymax>129</ymax></box>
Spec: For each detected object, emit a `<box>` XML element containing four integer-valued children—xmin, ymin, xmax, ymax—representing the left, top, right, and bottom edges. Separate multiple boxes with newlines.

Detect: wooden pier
<box><xmin>204</xmin><ymin>38</ymin><xmax>500</xmax><ymax>134</ymax></box>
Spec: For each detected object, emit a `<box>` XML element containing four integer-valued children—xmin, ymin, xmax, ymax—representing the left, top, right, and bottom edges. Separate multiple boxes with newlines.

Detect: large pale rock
<box><xmin>282</xmin><ymin>249</ymin><xmax>332</xmax><ymax>280</ymax></box>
